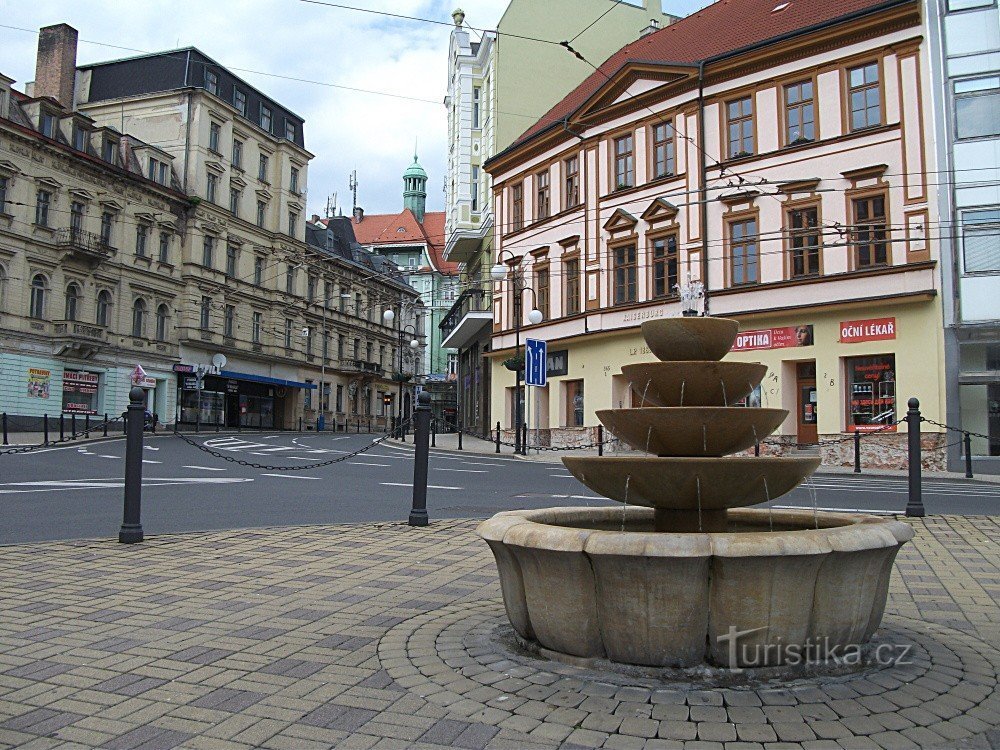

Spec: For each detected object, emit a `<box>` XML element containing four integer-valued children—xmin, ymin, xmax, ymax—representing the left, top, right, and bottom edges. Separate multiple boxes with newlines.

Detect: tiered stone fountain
<box><xmin>477</xmin><ymin>317</ymin><xmax>913</xmax><ymax>668</ymax></box>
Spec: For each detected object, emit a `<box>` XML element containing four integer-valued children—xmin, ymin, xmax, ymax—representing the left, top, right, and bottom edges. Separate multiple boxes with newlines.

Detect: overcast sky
<box><xmin>1</xmin><ymin>1</ymin><xmax>706</xmax><ymax>217</ymax></box>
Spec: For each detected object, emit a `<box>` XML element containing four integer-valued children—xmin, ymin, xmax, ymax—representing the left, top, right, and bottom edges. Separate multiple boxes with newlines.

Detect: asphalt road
<box><xmin>1</xmin><ymin>431</ymin><xmax>997</xmax><ymax>544</ymax></box>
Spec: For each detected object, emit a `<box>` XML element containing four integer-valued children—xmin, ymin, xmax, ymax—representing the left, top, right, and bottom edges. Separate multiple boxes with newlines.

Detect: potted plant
<box><xmin>503</xmin><ymin>355</ymin><xmax>524</xmax><ymax>372</ymax></box>
<box><xmin>391</xmin><ymin>372</ymin><xmax>412</xmax><ymax>383</ymax></box>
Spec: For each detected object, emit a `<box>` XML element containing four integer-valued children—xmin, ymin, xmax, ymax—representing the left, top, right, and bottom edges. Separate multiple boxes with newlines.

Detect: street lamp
<box><xmin>382</xmin><ymin>307</ymin><xmax>421</xmax><ymax>437</ymax></box>
<box><xmin>491</xmin><ymin>251</ymin><xmax>542</xmax><ymax>455</ymax></box>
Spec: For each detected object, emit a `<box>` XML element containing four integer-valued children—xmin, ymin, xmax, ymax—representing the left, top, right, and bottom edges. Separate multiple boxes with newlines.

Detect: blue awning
<box><xmin>219</xmin><ymin>370</ymin><xmax>317</xmax><ymax>389</ymax></box>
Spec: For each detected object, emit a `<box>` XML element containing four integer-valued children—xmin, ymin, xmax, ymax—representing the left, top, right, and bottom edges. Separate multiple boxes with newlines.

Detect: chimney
<box><xmin>311</xmin><ymin>213</ymin><xmax>320</xmax><ymax>223</ymax></box>
<box><xmin>640</xmin><ymin>18</ymin><xmax>661</xmax><ymax>38</ymax></box>
<box><xmin>353</xmin><ymin>206</ymin><xmax>364</xmax><ymax>223</ymax></box>
<box><xmin>35</xmin><ymin>24</ymin><xmax>78</xmax><ymax>108</ymax></box>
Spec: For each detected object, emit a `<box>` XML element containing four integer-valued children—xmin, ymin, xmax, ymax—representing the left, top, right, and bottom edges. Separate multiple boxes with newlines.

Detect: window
<box><xmin>72</xmin><ymin>125</ymin><xmax>87</xmax><ymax>151</ymax></box>
<box><xmin>612</xmin><ymin>243</ymin><xmax>638</xmax><ymax>304</ymax></box>
<box><xmin>729</xmin><ymin>218</ymin><xmax>759</xmax><ymax>285</ymax></box>
<box><xmin>284</xmin><ymin>319</ymin><xmax>293</xmax><ymax>349</ymax></box>
<box><xmin>511</xmin><ymin>183</ymin><xmax>524</xmax><ymax>231</ymax></box>
<box><xmin>307</xmin><ymin>275</ymin><xmax>317</xmax><ymax>301</ymax></box>
<box><xmin>209</xmin><ymin>121</ymin><xmax>221</xmax><ymax>152</ymax></box>
<box><xmin>135</xmin><ymin>224</ymin><xmax>148</xmax><ymax>257</ymax></box>
<box><xmin>961</xmin><ymin>208</ymin><xmax>1000</xmax><ymax>272</ymax></box>
<box><xmin>131</xmin><ymin>298</ymin><xmax>146</xmax><ymax>338</ymax></box>
<box><xmin>102</xmin><ymin>138</ymin><xmax>117</xmax><ymax>164</ymax></box>
<box><xmin>846</xmin><ymin>354</ymin><xmax>896</xmax><ymax>431</ymax></box>
<box><xmin>206</xmin><ymin>173</ymin><xmax>219</xmax><ymax>203</ymax></box>
<box><xmin>338</xmin><ymin>334</ymin><xmax>345</xmax><ymax>359</ymax></box>
<box><xmin>260</xmin><ymin>105</ymin><xmax>273</xmax><ymax>132</ymax></box>
<box><xmin>353</xmin><ymin>338</ymin><xmax>361</xmax><ymax>359</ymax></box>
<box><xmin>536</xmin><ymin>267</ymin><xmax>549</xmax><ymax>321</ymax></box>
<box><xmin>65</xmin><ymin>283</ymin><xmax>80</xmax><ymax>321</ymax></box>
<box><xmin>29</xmin><ymin>275</ymin><xmax>46</xmax><ymax>319</ymax></box>
<box><xmin>158</xmin><ymin>232</ymin><xmax>170</xmax><ymax>263</ymax></box>
<box><xmin>366</xmin><ymin>341</ymin><xmax>373</xmax><ymax>362</ymax></box>
<box><xmin>234</xmin><ymin>89</ymin><xmax>247</xmax><ymax>116</ymax></box>
<box><xmin>96</xmin><ymin>290</ymin><xmax>111</xmax><ymax>326</ymax></box>
<box><xmin>256</xmin><ymin>200</ymin><xmax>266</xmax><ymax>228</ymax></box>
<box><xmin>229</xmin><ymin>187</ymin><xmax>240</xmax><ymax>217</ymax></box>
<box><xmin>200</xmin><ymin>296</ymin><xmax>211</xmax><ymax>329</ymax></box>
<box><xmin>226</xmin><ymin>244</ymin><xmax>238</xmax><ymax>277</ymax></box>
<box><xmin>324</xmin><ymin>281</ymin><xmax>333</xmax><ymax>308</ymax></box>
<box><xmin>155</xmin><ymin>304</ymin><xmax>168</xmax><ymax>341</ymax></box>
<box><xmin>788</xmin><ymin>206</ymin><xmax>820</xmax><ymax>277</ymax></box>
<box><xmin>70</xmin><ymin>201</ymin><xmax>84</xmax><ymax>236</ymax></box>
<box><xmin>100</xmin><ymin>211</ymin><xmax>114</xmax><ymax>246</ymax></box>
<box><xmin>252</xmin><ymin>311</ymin><xmax>262</xmax><ymax>343</ymax></box>
<box><xmin>566</xmin><ymin>380</ymin><xmax>585</xmax><ymax>427</ymax></box>
<box><xmin>254</xmin><ymin>256</ymin><xmax>264</xmax><ymax>285</ymax></box>
<box><xmin>224</xmin><ymin>305</ymin><xmax>235</xmax><ymax>337</ymax></box>
<box><xmin>0</xmin><ymin>176</ymin><xmax>7</xmax><ymax>213</ymax></box>
<box><xmin>727</xmin><ymin>97</ymin><xmax>754</xmax><ymax>158</ymax></box>
<box><xmin>473</xmin><ymin>86</ymin><xmax>481</xmax><ymax>128</ymax></box>
<box><xmin>652</xmin><ymin>122</ymin><xmax>675</xmax><ymax>178</ymax></box>
<box><xmin>35</xmin><ymin>190</ymin><xmax>51</xmax><ymax>227</ymax></box>
<box><xmin>337</xmin><ymin>384</ymin><xmax>344</xmax><ymax>412</ymax></box>
<box><xmin>205</xmin><ymin>70</ymin><xmax>219</xmax><ymax>96</ymax></box>
<box><xmin>535</xmin><ymin>169</ymin><xmax>550</xmax><ymax>220</ymax></box>
<box><xmin>564</xmin><ymin>156</ymin><xmax>580</xmax><ymax>209</ymax></box>
<box><xmin>651</xmin><ymin>234</ymin><xmax>679</xmax><ymax>298</ymax></box>
<box><xmin>258</xmin><ymin>154</ymin><xmax>269</xmax><ymax>181</ymax></box>
<box><xmin>290</xmin><ymin>167</ymin><xmax>299</xmax><ymax>193</ymax></box>
<box><xmin>148</xmin><ymin>157</ymin><xmax>168</xmax><ymax>184</ymax></box>
<box><xmin>852</xmin><ymin>195</ymin><xmax>888</xmax><ymax>267</ymax></box>
<box><xmin>784</xmin><ymin>81</ymin><xmax>815</xmax><ymax>144</ymax></box>
<box><xmin>848</xmin><ymin>63</ymin><xmax>881</xmax><ymax>131</ymax></box>
<box><xmin>232</xmin><ymin>139</ymin><xmax>243</xmax><ymax>169</ymax></box>
<box><xmin>286</xmin><ymin>265</ymin><xmax>295</xmax><ymax>295</ymax></box>
<box><xmin>202</xmin><ymin>235</ymin><xmax>215</xmax><ymax>268</ymax></box>
<box><xmin>471</xmin><ymin>166</ymin><xmax>479</xmax><ymax>212</ymax></box>
<box><xmin>285</xmin><ymin>120</ymin><xmax>296</xmax><ymax>140</ymax></box>
<box><xmin>288</xmin><ymin>211</ymin><xmax>298</xmax><ymax>236</ymax></box>
<box><xmin>565</xmin><ymin>257</ymin><xmax>581</xmax><ymax>315</ymax></box>
<box><xmin>614</xmin><ymin>134</ymin><xmax>635</xmax><ymax>189</ymax></box>
<box><xmin>40</xmin><ymin>112</ymin><xmax>56</xmax><ymax>138</ymax></box>
<box><xmin>955</xmin><ymin>77</ymin><xmax>1000</xmax><ymax>139</ymax></box>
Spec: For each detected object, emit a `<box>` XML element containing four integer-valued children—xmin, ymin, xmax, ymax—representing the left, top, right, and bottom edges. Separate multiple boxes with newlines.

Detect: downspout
<box><xmin>697</xmin><ymin>61</ymin><xmax>710</xmax><ymax>315</ymax></box>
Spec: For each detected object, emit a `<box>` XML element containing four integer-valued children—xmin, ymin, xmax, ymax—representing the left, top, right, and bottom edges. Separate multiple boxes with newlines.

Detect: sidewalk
<box><xmin>0</xmin><ymin>516</ymin><xmax>997</xmax><ymax>749</ymax></box>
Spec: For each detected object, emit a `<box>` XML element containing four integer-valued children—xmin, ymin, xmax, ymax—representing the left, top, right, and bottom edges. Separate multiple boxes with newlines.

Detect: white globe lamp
<box><xmin>527</xmin><ymin>309</ymin><xmax>543</xmax><ymax>325</ymax></box>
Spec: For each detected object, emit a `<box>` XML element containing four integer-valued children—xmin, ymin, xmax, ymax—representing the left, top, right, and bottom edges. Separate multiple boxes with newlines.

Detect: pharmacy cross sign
<box><xmin>525</xmin><ymin>338</ymin><xmax>547</xmax><ymax>387</ymax></box>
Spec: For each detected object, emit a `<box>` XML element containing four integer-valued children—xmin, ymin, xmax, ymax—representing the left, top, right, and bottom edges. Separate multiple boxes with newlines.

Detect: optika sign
<box><xmin>839</xmin><ymin>317</ymin><xmax>896</xmax><ymax>343</ymax></box>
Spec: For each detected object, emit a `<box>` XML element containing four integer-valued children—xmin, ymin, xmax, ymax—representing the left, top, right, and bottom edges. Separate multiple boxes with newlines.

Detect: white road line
<box><xmin>183</xmin><ymin>465</ymin><xmax>227</xmax><ymax>471</ymax></box>
<box><xmin>381</xmin><ymin>482</ymin><xmax>462</xmax><ymax>490</ymax></box>
<box><xmin>550</xmin><ymin>474</ymin><xmax>575</xmax><ymax>479</ymax></box>
<box><xmin>141</xmin><ymin>459</ymin><xmax>162</xmax><ymax>464</ymax></box>
<box><xmin>260</xmin><ymin>473</ymin><xmax>321</xmax><ymax>480</ymax></box>
<box><xmin>347</xmin><ymin>462</ymin><xmax>391</xmax><ymax>467</ymax></box>
<box><xmin>435</xmin><ymin>468</ymin><xmax>487</xmax><ymax>473</ymax></box>
<box><xmin>0</xmin><ymin>477</ymin><xmax>252</xmax><ymax>495</ymax></box>
<box><xmin>99</xmin><ymin>455</ymin><xmax>119</xmax><ymax>459</ymax></box>
<box><xmin>455</xmin><ymin>461</ymin><xmax>505</xmax><ymax>467</ymax></box>
<box><xmin>144</xmin><ymin>446</ymin><xmax>160</xmax><ymax>451</ymax></box>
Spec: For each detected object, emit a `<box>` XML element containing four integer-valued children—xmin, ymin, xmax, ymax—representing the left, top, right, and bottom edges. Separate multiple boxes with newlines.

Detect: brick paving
<box><xmin>0</xmin><ymin>516</ymin><xmax>997</xmax><ymax>749</ymax></box>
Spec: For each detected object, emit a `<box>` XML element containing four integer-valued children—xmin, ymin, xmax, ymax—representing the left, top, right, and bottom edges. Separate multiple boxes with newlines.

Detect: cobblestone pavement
<box><xmin>0</xmin><ymin>515</ymin><xmax>997</xmax><ymax>749</ymax></box>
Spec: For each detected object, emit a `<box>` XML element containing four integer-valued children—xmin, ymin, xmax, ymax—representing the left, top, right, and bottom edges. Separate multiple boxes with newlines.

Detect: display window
<box><xmin>61</xmin><ymin>371</ymin><xmax>100</xmax><ymax>414</ymax></box>
<box><xmin>179</xmin><ymin>388</ymin><xmax>224</xmax><ymax>425</ymax></box>
<box><xmin>846</xmin><ymin>354</ymin><xmax>897</xmax><ymax>431</ymax></box>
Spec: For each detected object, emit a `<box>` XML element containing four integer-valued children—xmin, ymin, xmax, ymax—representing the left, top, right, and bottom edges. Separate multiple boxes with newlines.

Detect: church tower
<box><xmin>403</xmin><ymin>153</ymin><xmax>428</xmax><ymax>224</ymax></box>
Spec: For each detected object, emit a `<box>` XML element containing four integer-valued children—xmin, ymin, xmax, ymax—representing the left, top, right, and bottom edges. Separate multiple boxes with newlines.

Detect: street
<box><xmin>0</xmin><ymin>431</ymin><xmax>997</xmax><ymax>544</ymax></box>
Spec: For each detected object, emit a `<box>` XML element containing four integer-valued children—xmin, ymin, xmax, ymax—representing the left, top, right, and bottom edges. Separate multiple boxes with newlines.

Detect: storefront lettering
<box><xmin>732</xmin><ymin>325</ymin><xmax>813</xmax><ymax>351</ymax></box>
<box><xmin>840</xmin><ymin>317</ymin><xmax>896</xmax><ymax>343</ymax></box>
<box><xmin>622</xmin><ymin>308</ymin><xmax>665</xmax><ymax>323</ymax></box>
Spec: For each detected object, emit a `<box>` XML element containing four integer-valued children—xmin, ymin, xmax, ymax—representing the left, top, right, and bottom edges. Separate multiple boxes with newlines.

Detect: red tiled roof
<box><xmin>350</xmin><ymin>209</ymin><xmax>459</xmax><ymax>275</ymax></box>
<box><xmin>511</xmin><ymin>0</ymin><xmax>905</xmax><ymax>149</ymax></box>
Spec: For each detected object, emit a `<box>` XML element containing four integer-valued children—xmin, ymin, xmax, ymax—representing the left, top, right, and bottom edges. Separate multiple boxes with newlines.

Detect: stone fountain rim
<box><xmin>476</xmin><ymin>507</ymin><xmax>915</xmax><ymax>558</ymax></box>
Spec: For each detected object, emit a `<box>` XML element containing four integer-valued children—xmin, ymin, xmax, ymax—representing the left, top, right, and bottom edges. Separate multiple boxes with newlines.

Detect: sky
<box><xmin>0</xmin><ymin>1</ymin><xmax>707</xmax><ymax>217</ymax></box>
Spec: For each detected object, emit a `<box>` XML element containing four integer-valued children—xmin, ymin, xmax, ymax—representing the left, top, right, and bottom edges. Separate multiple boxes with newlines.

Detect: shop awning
<box><xmin>219</xmin><ymin>370</ymin><xmax>317</xmax><ymax>389</ymax></box>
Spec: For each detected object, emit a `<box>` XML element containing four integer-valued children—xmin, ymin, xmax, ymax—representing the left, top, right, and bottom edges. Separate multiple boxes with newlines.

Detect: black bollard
<box><xmin>409</xmin><ymin>391</ymin><xmax>431</xmax><ymax>527</ymax></box>
<box><xmin>522</xmin><ymin>422</ymin><xmax>528</xmax><ymax>456</ymax></box>
<box><xmin>458</xmin><ymin>427</ymin><xmax>463</xmax><ymax>451</ymax></box>
<box><xmin>431</xmin><ymin>418</ymin><xmax>436</xmax><ymax>448</ymax></box>
<box><xmin>964</xmin><ymin>432</ymin><xmax>974</xmax><ymax>479</ymax></box>
<box><xmin>299</xmin><ymin>416</ymin><xmax>303</xmax><ymax>432</ymax></box>
<box><xmin>1</xmin><ymin>412</ymin><xmax>7</xmax><ymax>446</ymax></box>
<box><xmin>598</xmin><ymin>425</ymin><xmax>604</xmax><ymax>456</ymax></box>
<box><xmin>495</xmin><ymin>421</ymin><xmax>501</xmax><ymax>454</ymax></box>
<box><xmin>103</xmin><ymin>413</ymin><xmax>108</xmax><ymax>438</ymax></box>
<box><xmin>119</xmin><ymin>387</ymin><xmax>146</xmax><ymax>543</ymax></box>
<box><xmin>44</xmin><ymin>414</ymin><xmax>49</xmax><ymax>445</ymax></box>
<box><xmin>754</xmin><ymin>441</ymin><xmax>760</xmax><ymax>457</ymax></box>
<box><xmin>905</xmin><ymin>398</ymin><xmax>925</xmax><ymax>518</ymax></box>
<box><xmin>60</xmin><ymin>413</ymin><xmax>65</xmax><ymax>441</ymax></box>
<box><xmin>71</xmin><ymin>413</ymin><xmax>77</xmax><ymax>440</ymax></box>
<box><xmin>854</xmin><ymin>431</ymin><xmax>862</xmax><ymax>473</ymax></box>
<box><xmin>85</xmin><ymin>414</ymin><xmax>90</xmax><ymax>436</ymax></box>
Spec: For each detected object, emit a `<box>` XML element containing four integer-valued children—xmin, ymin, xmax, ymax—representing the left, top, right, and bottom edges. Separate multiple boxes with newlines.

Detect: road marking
<box><xmin>183</xmin><ymin>465</ymin><xmax>227</xmax><ymax>471</ymax></box>
<box><xmin>0</xmin><ymin>477</ymin><xmax>252</xmax><ymax>495</ymax></box>
<box><xmin>347</xmin><ymin>462</ymin><xmax>391</xmax><ymax>467</ymax></box>
<box><xmin>260</xmin><ymin>473</ymin><xmax>321</xmax><ymax>480</ymax></box>
<box><xmin>435</xmin><ymin>468</ymin><xmax>487</xmax><ymax>473</ymax></box>
<box><xmin>99</xmin><ymin>455</ymin><xmax>119</xmax><ymax>459</ymax></box>
<box><xmin>141</xmin><ymin>459</ymin><xmax>162</xmax><ymax>464</ymax></box>
<box><xmin>144</xmin><ymin>446</ymin><xmax>159</xmax><ymax>451</ymax></box>
<box><xmin>381</xmin><ymin>482</ymin><xmax>462</xmax><ymax>490</ymax></box>
<box><xmin>550</xmin><ymin>474</ymin><xmax>575</xmax><ymax>479</ymax></box>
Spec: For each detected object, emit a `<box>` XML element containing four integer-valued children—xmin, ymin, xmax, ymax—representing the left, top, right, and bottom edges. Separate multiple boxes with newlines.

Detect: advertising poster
<box><xmin>732</xmin><ymin>325</ymin><xmax>814</xmax><ymax>351</ymax></box>
<box><xmin>27</xmin><ymin>368</ymin><xmax>50</xmax><ymax>399</ymax></box>
<box><xmin>61</xmin><ymin>371</ymin><xmax>99</xmax><ymax>414</ymax></box>
<box><xmin>847</xmin><ymin>355</ymin><xmax>897</xmax><ymax>432</ymax></box>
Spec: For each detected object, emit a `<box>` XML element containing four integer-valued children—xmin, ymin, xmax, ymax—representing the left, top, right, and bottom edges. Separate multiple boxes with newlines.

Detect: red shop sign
<box><xmin>839</xmin><ymin>317</ymin><xmax>896</xmax><ymax>343</ymax></box>
<box><xmin>732</xmin><ymin>325</ymin><xmax>814</xmax><ymax>351</ymax></box>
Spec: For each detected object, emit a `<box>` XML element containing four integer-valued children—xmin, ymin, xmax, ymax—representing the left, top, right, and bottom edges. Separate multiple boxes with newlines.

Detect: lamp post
<box><xmin>490</xmin><ymin>253</ymin><xmax>543</xmax><ymax>455</ymax></box>
<box><xmin>382</xmin><ymin>307</ymin><xmax>420</xmax><ymax>437</ymax></box>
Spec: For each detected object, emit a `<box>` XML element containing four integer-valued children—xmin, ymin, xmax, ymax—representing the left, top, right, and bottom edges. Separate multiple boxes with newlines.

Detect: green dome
<box><xmin>404</xmin><ymin>155</ymin><xmax>427</xmax><ymax>180</ymax></box>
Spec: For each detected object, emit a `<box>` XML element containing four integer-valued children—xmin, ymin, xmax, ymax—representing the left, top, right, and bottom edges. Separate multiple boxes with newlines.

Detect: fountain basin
<box><xmin>622</xmin><ymin>361</ymin><xmax>768</xmax><ymax>407</ymax></box>
<box><xmin>562</xmin><ymin>455</ymin><xmax>820</xmax><ymax>510</ymax></box>
<box><xmin>477</xmin><ymin>507</ymin><xmax>913</xmax><ymax>668</ymax></box>
<box><xmin>596</xmin><ymin>407</ymin><xmax>788</xmax><ymax>456</ymax></box>
<box><xmin>642</xmin><ymin>318</ymin><xmax>739</xmax><ymax>361</ymax></box>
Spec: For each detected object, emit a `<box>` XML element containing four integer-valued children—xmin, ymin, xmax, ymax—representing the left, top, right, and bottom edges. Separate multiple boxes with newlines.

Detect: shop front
<box><xmin>174</xmin><ymin>366</ymin><xmax>313</xmax><ymax>429</ymax></box>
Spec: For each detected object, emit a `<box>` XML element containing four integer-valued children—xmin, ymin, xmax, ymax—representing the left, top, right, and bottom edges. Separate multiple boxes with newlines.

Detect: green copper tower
<box><xmin>403</xmin><ymin>153</ymin><xmax>428</xmax><ymax>223</ymax></box>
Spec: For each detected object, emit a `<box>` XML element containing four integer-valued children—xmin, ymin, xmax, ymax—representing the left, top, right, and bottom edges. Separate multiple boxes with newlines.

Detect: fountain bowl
<box><xmin>621</xmin><ymin>361</ymin><xmax>768</xmax><ymax>407</ymax></box>
<box><xmin>596</xmin><ymin>407</ymin><xmax>788</xmax><ymax>456</ymax></box>
<box><xmin>477</xmin><ymin>506</ymin><xmax>913</xmax><ymax>668</ymax></box>
<box><xmin>642</xmin><ymin>318</ymin><xmax>739</xmax><ymax>362</ymax></box>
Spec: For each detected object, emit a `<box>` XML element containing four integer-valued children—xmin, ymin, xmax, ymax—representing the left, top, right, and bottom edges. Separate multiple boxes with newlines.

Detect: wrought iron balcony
<box><xmin>56</xmin><ymin>228</ymin><xmax>113</xmax><ymax>265</ymax></box>
<box><xmin>440</xmin><ymin>288</ymin><xmax>492</xmax><ymax>350</ymax></box>
<box><xmin>336</xmin><ymin>359</ymin><xmax>385</xmax><ymax>377</ymax></box>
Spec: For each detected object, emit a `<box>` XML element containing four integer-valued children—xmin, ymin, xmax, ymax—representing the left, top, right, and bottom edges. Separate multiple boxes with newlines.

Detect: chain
<box><xmin>171</xmin><ymin>421</ymin><xmax>411</xmax><ymax>471</ymax></box>
<box><xmin>920</xmin><ymin>417</ymin><xmax>990</xmax><ymax>441</ymax></box>
<box><xmin>0</xmin><ymin>417</ymin><xmax>123</xmax><ymax>456</ymax></box>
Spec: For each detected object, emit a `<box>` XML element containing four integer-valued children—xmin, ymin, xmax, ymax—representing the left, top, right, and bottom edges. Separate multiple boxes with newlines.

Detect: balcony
<box><xmin>335</xmin><ymin>359</ymin><xmax>385</xmax><ymax>377</ymax></box>
<box><xmin>51</xmin><ymin>319</ymin><xmax>106</xmax><ymax>358</ymax></box>
<box><xmin>440</xmin><ymin>289</ymin><xmax>492</xmax><ymax>350</ymax></box>
<box><xmin>443</xmin><ymin>213</ymin><xmax>492</xmax><ymax>264</ymax></box>
<box><xmin>56</xmin><ymin>228</ymin><xmax>113</xmax><ymax>266</ymax></box>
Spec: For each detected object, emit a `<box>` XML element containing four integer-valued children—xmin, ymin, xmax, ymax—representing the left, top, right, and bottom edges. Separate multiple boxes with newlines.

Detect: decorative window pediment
<box><xmin>641</xmin><ymin>197</ymin><xmax>679</xmax><ymax>224</ymax></box>
<box><xmin>718</xmin><ymin>190</ymin><xmax>761</xmax><ymax>207</ymax></box>
<box><xmin>69</xmin><ymin>188</ymin><xmax>96</xmax><ymax>202</ymax></box>
<box><xmin>603</xmin><ymin>208</ymin><xmax>638</xmax><ymax>234</ymax></box>
<box><xmin>205</xmin><ymin>160</ymin><xmax>226</xmax><ymax>175</ymax></box>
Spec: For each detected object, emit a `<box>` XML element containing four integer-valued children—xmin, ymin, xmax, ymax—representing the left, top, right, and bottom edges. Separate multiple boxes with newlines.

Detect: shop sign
<box><xmin>62</xmin><ymin>371</ymin><xmax>99</xmax><ymax>414</ymax></box>
<box><xmin>732</xmin><ymin>325</ymin><xmax>814</xmax><ymax>352</ymax></box>
<box><xmin>173</xmin><ymin>363</ymin><xmax>196</xmax><ymax>374</ymax></box>
<box><xmin>182</xmin><ymin>376</ymin><xmax>199</xmax><ymax>389</ymax></box>
<box><xmin>546</xmin><ymin>349</ymin><xmax>569</xmax><ymax>376</ymax></box>
<box><xmin>226</xmin><ymin>380</ymin><xmax>239</xmax><ymax>394</ymax></box>
<box><xmin>840</xmin><ymin>317</ymin><xmax>896</xmax><ymax>343</ymax></box>
<box><xmin>27</xmin><ymin>368</ymin><xmax>50</xmax><ymax>399</ymax></box>
<box><xmin>130</xmin><ymin>364</ymin><xmax>147</xmax><ymax>385</ymax></box>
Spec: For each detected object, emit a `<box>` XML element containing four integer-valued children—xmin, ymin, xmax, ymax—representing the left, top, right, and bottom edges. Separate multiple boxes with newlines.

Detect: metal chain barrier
<box><xmin>761</xmin><ymin>419</ymin><xmax>904</xmax><ymax>450</ymax></box>
<box><xmin>0</xmin><ymin>416</ymin><xmax>122</xmax><ymax>456</ymax></box>
<box><xmin>171</xmin><ymin>420</ymin><xmax>411</xmax><ymax>471</ymax></box>
<box><xmin>920</xmin><ymin>417</ymin><xmax>990</xmax><ymax>441</ymax></box>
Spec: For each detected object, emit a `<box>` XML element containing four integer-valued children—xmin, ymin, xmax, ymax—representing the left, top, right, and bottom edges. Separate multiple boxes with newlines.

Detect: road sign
<box><xmin>525</xmin><ymin>338</ymin><xmax>547</xmax><ymax>387</ymax></box>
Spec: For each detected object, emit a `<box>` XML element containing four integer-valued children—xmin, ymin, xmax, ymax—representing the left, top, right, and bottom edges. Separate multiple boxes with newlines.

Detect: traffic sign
<box><xmin>525</xmin><ymin>338</ymin><xmax>547</xmax><ymax>387</ymax></box>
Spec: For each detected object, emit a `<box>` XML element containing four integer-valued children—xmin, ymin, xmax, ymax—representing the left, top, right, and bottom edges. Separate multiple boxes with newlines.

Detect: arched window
<box><xmin>155</xmin><ymin>304</ymin><xmax>168</xmax><ymax>342</ymax></box>
<box><xmin>65</xmin><ymin>283</ymin><xmax>81</xmax><ymax>321</ymax></box>
<box><xmin>96</xmin><ymin>290</ymin><xmax>112</xmax><ymax>327</ymax></box>
<box><xmin>131</xmin><ymin>298</ymin><xmax>146</xmax><ymax>338</ymax></box>
<box><xmin>29</xmin><ymin>274</ymin><xmax>46</xmax><ymax>319</ymax></box>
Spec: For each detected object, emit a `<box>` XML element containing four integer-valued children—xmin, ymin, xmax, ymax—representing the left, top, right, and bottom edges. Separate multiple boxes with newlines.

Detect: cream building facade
<box><xmin>485</xmin><ymin>0</ymin><xmax>947</xmax><ymax>468</ymax></box>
